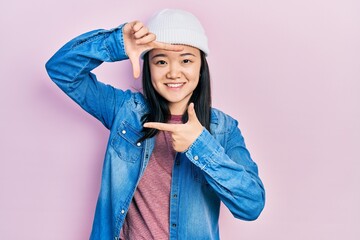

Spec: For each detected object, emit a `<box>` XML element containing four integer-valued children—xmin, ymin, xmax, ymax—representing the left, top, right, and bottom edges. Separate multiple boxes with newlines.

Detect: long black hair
<box><xmin>139</xmin><ymin>50</ymin><xmax>211</xmax><ymax>142</ymax></box>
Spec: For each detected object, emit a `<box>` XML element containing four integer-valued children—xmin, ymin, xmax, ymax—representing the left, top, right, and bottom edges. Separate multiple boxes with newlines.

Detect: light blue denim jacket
<box><xmin>45</xmin><ymin>24</ymin><xmax>265</xmax><ymax>240</ymax></box>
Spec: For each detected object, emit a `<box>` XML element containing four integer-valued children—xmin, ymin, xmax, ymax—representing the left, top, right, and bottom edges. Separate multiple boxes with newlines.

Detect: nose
<box><xmin>166</xmin><ymin>63</ymin><xmax>181</xmax><ymax>79</ymax></box>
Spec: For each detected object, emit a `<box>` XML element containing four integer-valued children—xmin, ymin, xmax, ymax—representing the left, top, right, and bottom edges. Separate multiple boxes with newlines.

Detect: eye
<box><xmin>155</xmin><ymin>60</ymin><xmax>167</xmax><ymax>65</ymax></box>
<box><xmin>182</xmin><ymin>59</ymin><xmax>192</xmax><ymax>64</ymax></box>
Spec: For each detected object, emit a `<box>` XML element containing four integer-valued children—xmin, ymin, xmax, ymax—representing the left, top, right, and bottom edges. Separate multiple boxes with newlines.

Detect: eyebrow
<box><xmin>151</xmin><ymin>53</ymin><xmax>196</xmax><ymax>59</ymax></box>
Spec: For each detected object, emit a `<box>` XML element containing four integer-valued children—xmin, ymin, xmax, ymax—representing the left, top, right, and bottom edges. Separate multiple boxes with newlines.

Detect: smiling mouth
<box><xmin>165</xmin><ymin>83</ymin><xmax>185</xmax><ymax>88</ymax></box>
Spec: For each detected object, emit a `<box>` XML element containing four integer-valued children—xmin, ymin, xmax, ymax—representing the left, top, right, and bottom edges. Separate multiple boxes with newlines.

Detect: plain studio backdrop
<box><xmin>0</xmin><ymin>0</ymin><xmax>359</xmax><ymax>239</ymax></box>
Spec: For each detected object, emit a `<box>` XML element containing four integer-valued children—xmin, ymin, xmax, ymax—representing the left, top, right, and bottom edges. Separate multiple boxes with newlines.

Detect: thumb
<box><xmin>187</xmin><ymin>103</ymin><xmax>198</xmax><ymax>122</ymax></box>
<box><xmin>129</xmin><ymin>54</ymin><xmax>141</xmax><ymax>79</ymax></box>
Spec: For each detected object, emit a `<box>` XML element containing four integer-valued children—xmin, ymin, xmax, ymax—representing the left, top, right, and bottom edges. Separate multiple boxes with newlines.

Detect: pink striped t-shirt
<box><xmin>120</xmin><ymin>115</ymin><xmax>182</xmax><ymax>240</ymax></box>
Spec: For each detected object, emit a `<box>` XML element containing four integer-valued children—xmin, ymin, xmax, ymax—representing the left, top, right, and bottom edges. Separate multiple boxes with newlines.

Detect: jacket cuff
<box><xmin>107</xmin><ymin>23</ymin><xmax>128</xmax><ymax>61</ymax></box>
<box><xmin>184</xmin><ymin>128</ymin><xmax>222</xmax><ymax>170</ymax></box>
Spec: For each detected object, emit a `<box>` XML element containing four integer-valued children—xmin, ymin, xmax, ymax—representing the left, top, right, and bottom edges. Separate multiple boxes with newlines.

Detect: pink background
<box><xmin>1</xmin><ymin>0</ymin><xmax>359</xmax><ymax>239</ymax></box>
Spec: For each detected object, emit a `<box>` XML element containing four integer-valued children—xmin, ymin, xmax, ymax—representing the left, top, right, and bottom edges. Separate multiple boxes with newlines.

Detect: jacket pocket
<box><xmin>110</xmin><ymin>121</ymin><xmax>143</xmax><ymax>163</ymax></box>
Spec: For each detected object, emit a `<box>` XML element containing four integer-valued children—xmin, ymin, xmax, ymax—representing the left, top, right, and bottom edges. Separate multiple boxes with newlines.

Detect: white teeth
<box><xmin>166</xmin><ymin>83</ymin><xmax>184</xmax><ymax>88</ymax></box>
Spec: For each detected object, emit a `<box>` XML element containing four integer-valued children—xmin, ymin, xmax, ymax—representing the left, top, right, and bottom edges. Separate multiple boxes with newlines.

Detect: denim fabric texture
<box><xmin>45</xmin><ymin>24</ymin><xmax>265</xmax><ymax>240</ymax></box>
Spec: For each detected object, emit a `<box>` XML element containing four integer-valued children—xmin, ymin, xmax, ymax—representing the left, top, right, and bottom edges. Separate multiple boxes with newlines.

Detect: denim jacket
<box><xmin>45</xmin><ymin>24</ymin><xmax>265</xmax><ymax>240</ymax></box>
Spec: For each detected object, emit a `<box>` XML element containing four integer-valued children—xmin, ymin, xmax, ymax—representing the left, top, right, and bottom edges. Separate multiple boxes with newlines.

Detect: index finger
<box><xmin>151</xmin><ymin>41</ymin><xmax>184</xmax><ymax>52</ymax></box>
<box><xmin>143</xmin><ymin>122</ymin><xmax>177</xmax><ymax>132</ymax></box>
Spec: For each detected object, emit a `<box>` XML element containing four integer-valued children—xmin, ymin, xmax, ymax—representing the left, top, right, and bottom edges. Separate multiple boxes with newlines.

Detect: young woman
<box><xmin>46</xmin><ymin>9</ymin><xmax>265</xmax><ymax>240</ymax></box>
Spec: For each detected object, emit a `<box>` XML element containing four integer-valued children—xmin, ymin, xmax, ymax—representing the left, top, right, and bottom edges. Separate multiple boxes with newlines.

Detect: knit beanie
<box><xmin>142</xmin><ymin>9</ymin><xmax>209</xmax><ymax>58</ymax></box>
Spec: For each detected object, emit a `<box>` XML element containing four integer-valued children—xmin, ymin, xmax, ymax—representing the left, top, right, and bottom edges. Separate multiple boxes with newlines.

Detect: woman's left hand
<box><xmin>143</xmin><ymin>103</ymin><xmax>203</xmax><ymax>152</ymax></box>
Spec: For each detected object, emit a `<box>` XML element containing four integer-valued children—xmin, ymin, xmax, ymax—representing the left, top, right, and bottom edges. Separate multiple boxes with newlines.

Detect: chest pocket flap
<box><xmin>111</xmin><ymin>121</ymin><xmax>143</xmax><ymax>163</ymax></box>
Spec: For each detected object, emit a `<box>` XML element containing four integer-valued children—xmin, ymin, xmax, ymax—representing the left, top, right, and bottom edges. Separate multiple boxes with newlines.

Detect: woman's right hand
<box><xmin>123</xmin><ymin>21</ymin><xmax>183</xmax><ymax>78</ymax></box>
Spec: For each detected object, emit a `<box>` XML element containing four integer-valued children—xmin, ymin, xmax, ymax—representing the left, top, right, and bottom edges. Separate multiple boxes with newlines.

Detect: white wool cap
<box><xmin>142</xmin><ymin>9</ymin><xmax>209</xmax><ymax>57</ymax></box>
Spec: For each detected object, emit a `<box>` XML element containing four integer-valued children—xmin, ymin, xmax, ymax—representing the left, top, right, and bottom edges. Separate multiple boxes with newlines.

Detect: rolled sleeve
<box><xmin>185</xmin><ymin>128</ymin><xmax>222</xmax><ymax>170</ymax></box>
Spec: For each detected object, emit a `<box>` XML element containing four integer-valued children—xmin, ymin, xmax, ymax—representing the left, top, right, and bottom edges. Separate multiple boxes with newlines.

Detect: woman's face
<box><xmin>149</xmin><ymin>45</ymin><xmax>201</xmax><ymax>115</ymax></box>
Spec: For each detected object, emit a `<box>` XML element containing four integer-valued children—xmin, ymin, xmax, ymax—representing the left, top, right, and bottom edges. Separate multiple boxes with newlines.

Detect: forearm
<box><xmin>45</xmin><ymin>24</ymin><xmax>128</xmax><ymax>90</ymax></box>
<box><xmin>45</xmin><ymin>24</ymin><xmax>130</xmax><ymax>129</ymax></box>
<box><xmin>185</xmin><ymin>127</ymin><xmax>265</xmax><ymax>220</ymax></box>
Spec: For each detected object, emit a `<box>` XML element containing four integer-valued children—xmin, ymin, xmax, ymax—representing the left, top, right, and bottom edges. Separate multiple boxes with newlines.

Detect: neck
<box><xmin>168</xmin><ymin>103</ymin><xmax>186</xmax><ymax>115</ymax></box>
